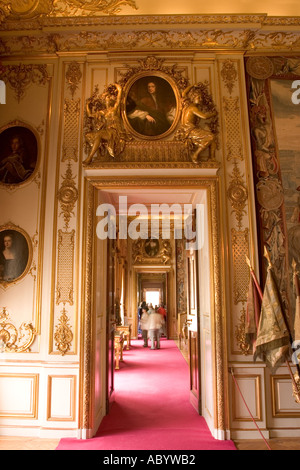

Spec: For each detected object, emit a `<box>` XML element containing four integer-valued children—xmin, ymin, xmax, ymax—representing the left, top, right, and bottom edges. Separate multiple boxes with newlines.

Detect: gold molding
<box><xmin>0</xmin><ymin>373</ymin><xmax>39</xmax><ymax>419</ymax></box>
<box><xmin>232</xmin><ymin>374</ymin><xmax>262</xmax><ymax>422</ymax></box>
<box><xmin>3</xmin><ymin>28</ymin><xmax>300</xmax><ymax>56</ymax></box>
<box><xmin>47</xmin><ymin>375</ymin><xmax>76</xmax><ymax>421</ymax></box>
<box><xmin>271</xmin><ymin>375</ymin><xmax>300</xmax><ymax>418</ymax></box>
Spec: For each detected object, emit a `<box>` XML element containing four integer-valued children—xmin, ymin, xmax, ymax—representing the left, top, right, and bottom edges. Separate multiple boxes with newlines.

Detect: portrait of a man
<box><xmin>144</xmin><ymin>238</ymin><xmax>160</xmax><ymax>257</ymax></box>
<box><xmin>125</xmin><ymin>75</ymin><xmax>177</xmax><ymax>138</ymax></box>
<box><xmin>0</xmin><ymin>125</ymin><xmax>38</xmax><ymax>186</ymax></box>
<box><xmin>0</xmin><ymin>228</ymin><xmax>30</xmax><ymax>283</ymax></box>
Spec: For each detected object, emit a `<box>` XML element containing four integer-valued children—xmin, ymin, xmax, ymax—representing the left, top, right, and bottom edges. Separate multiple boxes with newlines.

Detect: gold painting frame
<box><xmin>0</xmin><ymin>222</ymin><xmax>33</xmax><ymax>288</ymax></box>
<box><xmin>0</xmin><ymin>120</ymin><xmax>40</xmax><ymax>190</ymax></box>
<box><xmin>122</xmin><ymin>71</ymin><xmax>181</xmax><ymax>141</ymax></box>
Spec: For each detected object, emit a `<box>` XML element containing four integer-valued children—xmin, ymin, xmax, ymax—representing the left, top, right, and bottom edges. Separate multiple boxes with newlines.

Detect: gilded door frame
<box><xmin>79</xmin><ymin>175</ymin><xmax>228</xmax><ymax>437</ymax></box>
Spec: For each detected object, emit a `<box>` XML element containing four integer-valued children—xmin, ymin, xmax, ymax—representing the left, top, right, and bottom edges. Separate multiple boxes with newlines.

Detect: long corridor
<box><xmin>57</xmin><ymin>339</ymin><xmax>236</xmax><ymax>451</ymax></box>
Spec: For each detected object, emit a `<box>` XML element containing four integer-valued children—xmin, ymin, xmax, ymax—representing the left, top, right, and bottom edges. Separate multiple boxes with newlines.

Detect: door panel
<box><xmin>106</xmin><ymin>238</ymin><xmax>116</xmax><ymax>413</ymax></box>
<box><xmin>187</xmin><ymin>248</ymin><xmax>201</xmax><ymax>413</ymax></box>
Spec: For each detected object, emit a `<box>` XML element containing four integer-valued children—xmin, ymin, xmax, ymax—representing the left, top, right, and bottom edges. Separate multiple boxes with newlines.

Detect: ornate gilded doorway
<box><xmin>80</xmin><ymin>175</ymin><xmax>228</xmax><ymax>440</ymax></box>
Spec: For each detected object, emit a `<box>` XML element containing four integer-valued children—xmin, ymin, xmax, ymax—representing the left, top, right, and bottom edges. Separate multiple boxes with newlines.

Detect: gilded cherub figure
<box><xmin>84</xmin><ymin>83</ymin><xmax>125</xmax><ymax>164</ymax></box>
<box><xmin>176</xmin><ymin>83</ymin><xmax>218</xmax><ymax>164</ymax></box>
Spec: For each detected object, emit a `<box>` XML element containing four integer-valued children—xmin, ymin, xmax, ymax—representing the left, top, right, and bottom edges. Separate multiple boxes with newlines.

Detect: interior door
<box><xmin>187</xmin><ymin>248</ymin><xmax>201</xmax><ymax>413</ymax></box>
<box><xmin>106</xmin><ymin>238</ymin><xmax>116</xmax><ymax>413</ymax></box>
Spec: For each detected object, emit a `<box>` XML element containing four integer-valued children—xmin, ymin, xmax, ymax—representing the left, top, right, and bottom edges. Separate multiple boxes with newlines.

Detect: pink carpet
<box><xmin>57</xmin><ymin>339</ymin><xmax>236</xmax><ymax>450</ymax></box>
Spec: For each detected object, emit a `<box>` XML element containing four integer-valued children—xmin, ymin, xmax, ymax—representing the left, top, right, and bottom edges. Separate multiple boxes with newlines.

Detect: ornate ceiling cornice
<box><xmin>1</xmin><ymin>3</ymin><xmax>300</xmax><ymax>54</ymax></box>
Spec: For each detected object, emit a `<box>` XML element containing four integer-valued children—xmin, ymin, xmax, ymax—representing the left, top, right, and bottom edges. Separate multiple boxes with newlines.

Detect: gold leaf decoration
<box><xmin>54</xmin><ymin>307</ymin><xmax>73</xmax><ymax>355</ymax></box>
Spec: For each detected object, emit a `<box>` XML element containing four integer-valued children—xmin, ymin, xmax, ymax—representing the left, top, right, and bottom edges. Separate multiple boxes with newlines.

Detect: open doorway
<box><xmin>81</xmin><ymin>177</ymin><xmax>227</xmax><ymax>440</ymax></box>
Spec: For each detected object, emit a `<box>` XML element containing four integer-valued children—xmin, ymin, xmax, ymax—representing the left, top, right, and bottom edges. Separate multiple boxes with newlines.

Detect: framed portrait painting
<box><xmin>123</xmin><ymin>72</ymin><xmax>180</xmax><ymax>140</ymax></box>
<box><xmin>0</xmin><ymin>224</ymin><xmax>32</xmax><ymax>285</ymax></box>
<box><xmin>0</xmin><ymin>123</ymin><xmax>39</xmax><ymax>187</ymax></box>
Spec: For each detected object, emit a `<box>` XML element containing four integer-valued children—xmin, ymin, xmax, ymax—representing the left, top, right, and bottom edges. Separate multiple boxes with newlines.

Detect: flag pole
<box><xmin>245</xmin><ymin>252</ymin><xmax>300</xmax><ymax>403</ymax></box>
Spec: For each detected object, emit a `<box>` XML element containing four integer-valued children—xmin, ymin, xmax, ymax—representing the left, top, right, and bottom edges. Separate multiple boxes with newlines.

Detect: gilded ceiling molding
<box><xmin>3</xmin><ymin>13</ymin><xmax>300</xmax><ymax>31</ymax></box>
<box><xmin>2</xmin><ymin>28</ymin><xmax>300</xmax><ymax>55</ymax></box>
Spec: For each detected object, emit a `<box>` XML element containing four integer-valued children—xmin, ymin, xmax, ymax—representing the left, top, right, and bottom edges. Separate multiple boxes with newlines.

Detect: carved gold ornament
<box><xmin>175</xmin><ymin>81</ymin><xmax>219</xmax><ymax>164</ymax></box>
<box><xmin>235</xmin><ymin>307</ymin><xmax>251</xmax><ymax>356</ymax></box>
<box><xmin>132</xmin><ymin>238</ymin><xmax>172</xmax><ymax>265</ymax></box>
<box><xmin>65</xmin><ymin>61</ymin><xmax>82</xmax><ymax>99</ymax></box>
<box><xmin>58</xmin><ymin>162</ymin><xmax>78</xmax><ymax>230</ymax></box>
<box><xmin>221</xmin><ymin>59</ymin><xmax>238</xmax><ymax>95</ymax></box>
<box><xmin>54</xmin><ymin>307</ymin><xmax>73</xmax><ymax>355</ymax></box>
<box><xmin>0</xmin><ymin>64</ymin><xmax>50</xmax><ymax>103</ymax></box>
<box><xmin>227</xmin><ymin>161</ymin><xmax>249</xmax><ymax>229</ymax></box>
<box><xmin>84</xmin><ymin>83</ymin><xmax>126</xmax><ymax>164</ymax></box>
<box><xmin>0</xmin><ymin>307</ymin><xmax>36</xmax><ymax>353</ymax></box>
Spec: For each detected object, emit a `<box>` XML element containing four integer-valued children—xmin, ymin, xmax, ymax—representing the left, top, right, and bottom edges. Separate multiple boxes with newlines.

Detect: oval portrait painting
<box><xmin>125</xmin><ymin>74</ymin><xmax>178</xmax><ymax>139</ymax></box>
<box><xmin>144</xmin><ymin>238</ymin><xmax>160</xmax><ymax>258</ymax></box>
<box><xmin>0</xmin><ymin>125</ymin><xmax>38</xmax><ymax>186</ymax></box>
<box><xmin>0</xmin><ymin>227</ymin><xmax>31</xmax><ymax>284</ymax></box>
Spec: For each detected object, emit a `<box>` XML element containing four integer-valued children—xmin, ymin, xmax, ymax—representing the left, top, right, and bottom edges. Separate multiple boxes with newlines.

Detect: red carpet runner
<box><xmin>57</xmin><ymin>339</ymin><xmax>236</xmax><ymax>450</ymax></box>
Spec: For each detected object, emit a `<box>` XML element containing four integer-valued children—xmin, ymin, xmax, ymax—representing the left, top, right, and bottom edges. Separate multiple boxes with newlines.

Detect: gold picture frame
<box><xmin>122</xmin><ymin>71</ymin><xmax>181</xmax><ymax>140</ymax></box>
<box><xmin>0</xmin><ymin>121</ymin><xmax>40</xmax><ymax>189</ymax></box>
<box><xmin>0</xmin><ymin>223</ymin><xmax>33</xmax><ymax>287</ymax></box>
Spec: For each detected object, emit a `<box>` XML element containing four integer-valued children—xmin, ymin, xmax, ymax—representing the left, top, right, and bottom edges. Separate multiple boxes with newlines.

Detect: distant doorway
<box><xmin>145</xmin><ymin>290</ymin><xmax>160</xmax><ymax>307</ymax></box>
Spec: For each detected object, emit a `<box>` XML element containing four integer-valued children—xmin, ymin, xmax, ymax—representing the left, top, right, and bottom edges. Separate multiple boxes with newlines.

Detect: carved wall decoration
<box><xmin>221</xmin><ymin>59</ymin><xmax>238</xmax><ymax>95</ymax></box>
<box><xmin>227</xmin><ymin>161</ymin><xmax>249</xmax><ymax>230</ymax></box>
<box><xmin>132</xmin><ymin>238</ymin><xmax>172</xmax><ymax>265</ymax></box>
<box><xmin>57</xmin><ymin>162</ymin><xmax>78</xmax><ymax>230</ymax></box>
<box><xmin>0</xmin><ymin>64</ymin><xmax>50</xmax><ymax>102</ymax></box>
<box><xmin>235</xmin><ymin>307</ymin><xmax>251</xmax><ymax>356</ymax></box>
<box><xmin>0</xmin><ymin>307</ymin><xmax>36</xmax><ymax>353</ymax></box>
<box><xmin>223</xmin><ymin>97</ymin><xmax>243</xmax><ymax>161</ymax></box>
<box><xmin>65</xmin><ymin>61</ymin><xmax>82</xmax><ymax>99</ymax></box>
<box><xmin>54</xmin><ymin>307</ymin><xmax>73</xmax><ymax>355</ymax></box>
<box><xmin>231</xmin><ymin>228</ymin><xmax>250</xmax><ymax>305</ymax></box>
<box><xmin>84</xmin><ymin>57</ymin><xmax>219</xmax><ymax>167</ymax></box>
<box><xmin>56</xmin><ymin>229</ymin><xmax>75</xmax><ymax>305</ymax></box>
<box><xmin>51</xmin><ymin>60</ymin><xmax>83</xmax><ymax>355</ymax></box>
<box><xmin>176</xmin><ymin>238</ymin><xmax>187</xmax><ymax>315</ymax></box>
<box><xmin>219</xmin><ymin>58</ymin><xmax>252</xmax><ymax>356</ymax></box>
<box><xmin>62</xmin><ymin>99</ymin><xmax>80</xmax><ymax>161</ymax></box>
<box><xmin>175</xmin><ymin>81</ymin><xmax>219</xmax><ymax>164</ymax></box>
